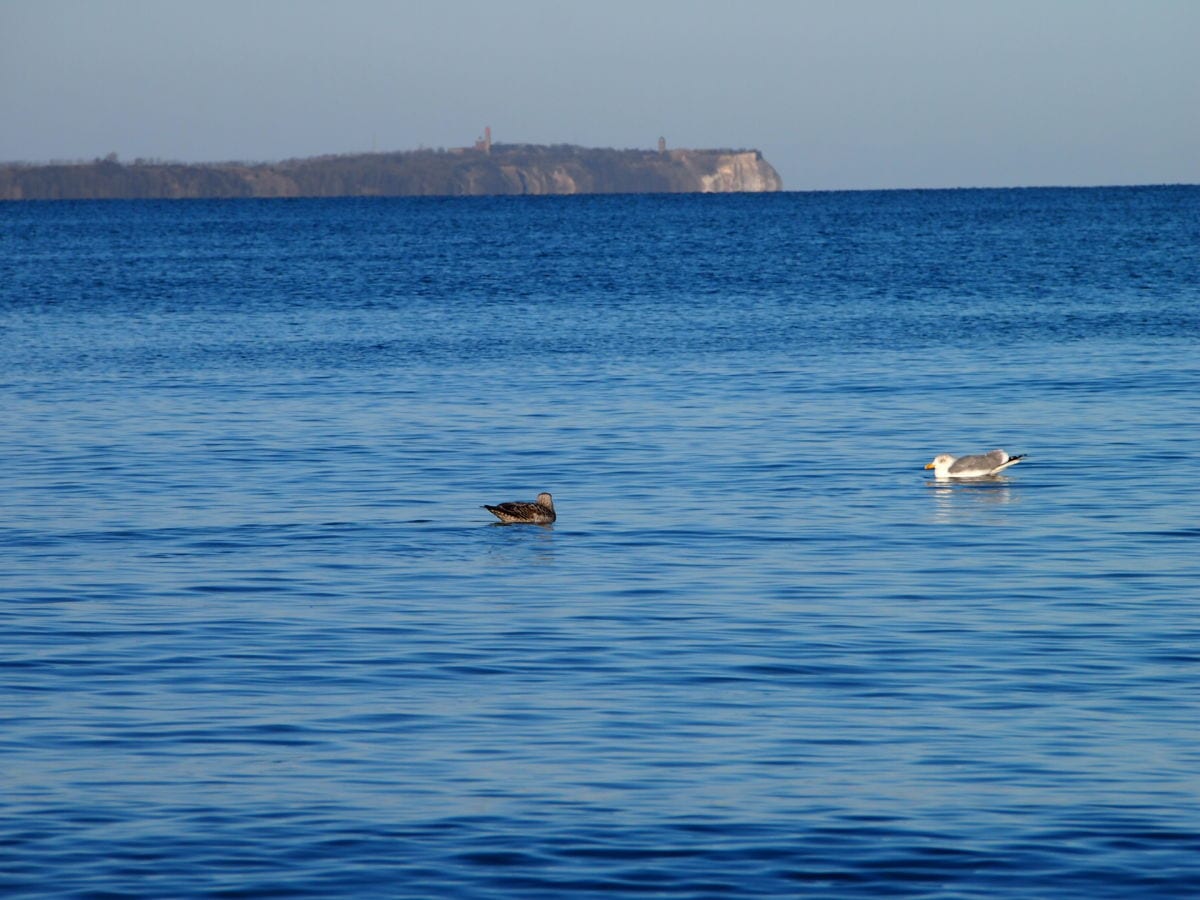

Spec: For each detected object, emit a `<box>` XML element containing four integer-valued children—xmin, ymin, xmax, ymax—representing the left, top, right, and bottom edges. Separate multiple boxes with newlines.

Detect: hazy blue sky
<box><xmin>2</xmin><ymin>0</ymin><xmax>1196</xmax><ymax>190</ymax></box>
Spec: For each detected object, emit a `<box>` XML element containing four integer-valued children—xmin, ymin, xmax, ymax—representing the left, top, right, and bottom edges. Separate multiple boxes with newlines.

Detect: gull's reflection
<box><xmin>926</xmin><ymin>476</ymin><xmax>1015</xmax><ymax>523</ymax></box>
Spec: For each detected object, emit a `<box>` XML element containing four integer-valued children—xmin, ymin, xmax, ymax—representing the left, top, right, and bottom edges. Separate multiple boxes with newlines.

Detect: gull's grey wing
<box><xmin>947</xmin><ymin>449</ymin><xmax>1007</xmax><ymax>474</ymax></box>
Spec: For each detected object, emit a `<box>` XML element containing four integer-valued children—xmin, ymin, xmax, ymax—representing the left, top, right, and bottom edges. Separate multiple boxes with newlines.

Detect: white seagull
<box><xmin>924</xmin><ymin>449</ymin><xmax>1025</xmax><ymax>479</ymax></box>
<box><xmin>482</xmin><ymin>491</ymin><xmax>556</xmax><ymax>524</ymax></box>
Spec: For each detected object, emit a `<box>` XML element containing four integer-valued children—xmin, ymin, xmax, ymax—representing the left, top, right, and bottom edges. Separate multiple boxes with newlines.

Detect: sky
<box><xmin>1</xmin><ymin>0</ymin><xmax>1197</xmax><ymax>190</ymax></box>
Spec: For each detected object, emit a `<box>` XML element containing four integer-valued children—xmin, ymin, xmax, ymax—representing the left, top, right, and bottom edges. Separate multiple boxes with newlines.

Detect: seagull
<box><xmin>482</xmin><ymin>492</ymin><xmax>556</xmax><ymax>524</ymax></box>
<box><xmin>924</xmin><ymin>449</ymin><xmax>1025</xmax><ymax>479</ymax></box>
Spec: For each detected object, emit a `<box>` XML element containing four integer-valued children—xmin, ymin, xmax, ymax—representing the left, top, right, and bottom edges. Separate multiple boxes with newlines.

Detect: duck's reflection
<box><xmin>486</xmin><ymin>520</ymin><xmax>556</xmax><ymax>565</ymax></box>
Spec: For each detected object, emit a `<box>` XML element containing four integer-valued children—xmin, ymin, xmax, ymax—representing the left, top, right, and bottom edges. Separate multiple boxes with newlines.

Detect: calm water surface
<box><xmin>3</xmin><ymin>187</ymin><xmax>1200</xmax><ymax>897</ymax></box>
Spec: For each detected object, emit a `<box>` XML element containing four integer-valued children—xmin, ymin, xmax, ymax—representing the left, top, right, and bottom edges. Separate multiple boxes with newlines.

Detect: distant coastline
<box><xmin>0</xmin><ymin>140</ymin><xmax>783</xmax><ymax>201</ymax></box>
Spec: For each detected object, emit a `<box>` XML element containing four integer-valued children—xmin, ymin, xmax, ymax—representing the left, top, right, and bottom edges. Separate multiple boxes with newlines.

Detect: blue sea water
<box><xmin>2</xmin><ymin>186</ymin><xmax>1199</xmax><ymax>898</ymax></box>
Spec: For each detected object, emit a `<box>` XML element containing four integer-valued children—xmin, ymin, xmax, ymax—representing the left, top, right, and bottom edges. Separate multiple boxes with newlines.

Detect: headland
<box><xmin>0</xmin><ymin>138</ymin><xmax>782</xmax><ymax>200</ymax></box>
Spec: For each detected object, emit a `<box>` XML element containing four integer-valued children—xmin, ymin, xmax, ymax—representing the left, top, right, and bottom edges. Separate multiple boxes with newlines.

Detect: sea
<box><xmin>2</xmin><ymin>186</ymin><xmax>1199</xmax><ymax>898</ymax></box>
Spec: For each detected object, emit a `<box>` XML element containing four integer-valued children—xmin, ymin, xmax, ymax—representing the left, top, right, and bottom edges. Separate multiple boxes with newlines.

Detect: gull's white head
<box><xmin>924</xmin><ymin>454</ymin><xmax>956</xmax><ymax>478</ymax></box>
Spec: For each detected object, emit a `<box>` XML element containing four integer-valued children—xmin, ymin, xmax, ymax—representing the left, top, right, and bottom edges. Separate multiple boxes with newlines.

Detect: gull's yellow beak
<box><xmin>924</xmin><ymin>462</ymin><xmax>936</xmax><ymax>469</ymax></box>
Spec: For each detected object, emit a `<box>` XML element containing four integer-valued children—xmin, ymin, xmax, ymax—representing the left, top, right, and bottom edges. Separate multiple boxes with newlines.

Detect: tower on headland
<box><xmin>474</xmin><ymin>126</ymin><xmax>492</xmax><ymax>154</ymax></box>
<box><xmin>658</xmin><ymin>136</ymin><xmax>666</xmax><ymax>154</ymax></box>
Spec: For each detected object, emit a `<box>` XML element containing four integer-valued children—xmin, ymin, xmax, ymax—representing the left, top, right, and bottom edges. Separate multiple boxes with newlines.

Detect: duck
<box><xmin>482</xmin><ymin>491</ymin><xmax>556</xmax><ymax>524</ymax></box>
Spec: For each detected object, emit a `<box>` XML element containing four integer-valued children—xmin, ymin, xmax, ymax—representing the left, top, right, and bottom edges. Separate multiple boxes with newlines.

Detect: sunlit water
<box><xmin>3</xmin><ymin>187</ymin><xmax>1199</xmax><ymax>898</ymax></box>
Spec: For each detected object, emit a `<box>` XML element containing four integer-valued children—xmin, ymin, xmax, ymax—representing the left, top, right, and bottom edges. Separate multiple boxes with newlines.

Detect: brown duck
<box><xmin>482</xmin><ymin>491</ymin><xmax>556</xmax><ymax>524</ymax></box>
